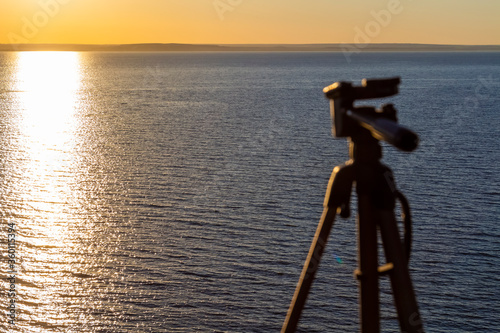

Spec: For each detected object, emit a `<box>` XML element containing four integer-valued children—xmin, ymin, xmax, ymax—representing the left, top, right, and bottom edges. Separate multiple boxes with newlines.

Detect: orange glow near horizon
<box><xmin>1</xmin><ymin>0</ymin><xmax>499</xmax><ymax>45</ymax></box>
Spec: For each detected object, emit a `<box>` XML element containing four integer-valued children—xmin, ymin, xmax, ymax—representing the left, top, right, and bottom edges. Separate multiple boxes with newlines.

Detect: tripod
<box><xmin>282</xmin><ymin>78</ymin><xmax>424</xmax><ymax>333</ymax></box>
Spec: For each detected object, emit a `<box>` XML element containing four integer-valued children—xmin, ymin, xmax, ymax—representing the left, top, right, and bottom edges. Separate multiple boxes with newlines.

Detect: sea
<box><xmin>0</xmin><ymin>51</ymin><xmax>498</xmax><ymax>332</ymax></box>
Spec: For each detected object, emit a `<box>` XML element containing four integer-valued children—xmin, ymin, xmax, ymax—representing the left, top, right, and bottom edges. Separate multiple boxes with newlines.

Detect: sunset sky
<box><xmin>1</xmin><ymin>0</ymin><xmax>499</xmax><ymax>45</ymax></box>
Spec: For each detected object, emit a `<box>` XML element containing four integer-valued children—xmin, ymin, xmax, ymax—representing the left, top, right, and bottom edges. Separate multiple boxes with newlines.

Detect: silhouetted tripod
<box><xmin>282</xmin><ymin>78</ymin><xmax>424</xmax><ymax>333</ymax></box>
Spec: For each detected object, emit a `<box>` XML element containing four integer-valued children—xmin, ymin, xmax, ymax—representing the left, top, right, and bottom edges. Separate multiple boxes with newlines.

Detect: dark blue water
<box><xmin>0</xmin><ymin>51</ymin><xmax>499</xmax><ymax>332</ymax></box>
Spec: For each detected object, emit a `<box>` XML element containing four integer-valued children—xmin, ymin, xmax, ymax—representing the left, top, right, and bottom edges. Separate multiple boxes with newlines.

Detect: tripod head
<box><xmin>323</xmin><ymin>77</ymin><xmax>418</xmax><ymax>152</ymax></box>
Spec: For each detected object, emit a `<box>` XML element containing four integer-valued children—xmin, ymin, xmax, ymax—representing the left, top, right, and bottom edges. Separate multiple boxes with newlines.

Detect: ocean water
<box><xmin>0</xmin><ymin>51</ymin><xmax>499</xmax><ymax>332</ymax></box>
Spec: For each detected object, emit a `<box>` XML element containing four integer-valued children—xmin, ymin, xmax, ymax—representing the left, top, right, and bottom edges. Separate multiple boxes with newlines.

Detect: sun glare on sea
<box><xmin>10</xmin><ymin>51</ymin><xmax>89</xmax><ymax>327</ymax></box>
<box><xmin>15</xmin><ymin>52</ymin><xmax>81</xmax><ymax>146</ymax></box>
<box><xmin>13</xmin><ymin>51</ymin><xmax>83</xmax><ymax>238</ymax></box>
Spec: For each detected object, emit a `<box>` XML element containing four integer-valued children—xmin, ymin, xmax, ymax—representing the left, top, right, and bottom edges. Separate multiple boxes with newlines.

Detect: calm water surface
<box><xmin>0</xmin><ymin>52</ymin><xmax>499</xmax><ymax>332</ymax></box>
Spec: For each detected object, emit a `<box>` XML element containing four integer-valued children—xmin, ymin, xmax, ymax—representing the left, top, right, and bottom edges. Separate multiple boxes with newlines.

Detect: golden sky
<box><xmin>1</xmin><ymin>0</ymin><xmax>499</xmax><ymax>45</ymax></box>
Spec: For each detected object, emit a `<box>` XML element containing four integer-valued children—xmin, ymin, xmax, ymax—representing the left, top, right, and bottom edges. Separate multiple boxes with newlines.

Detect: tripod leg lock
<box><xmin>354</xmin><ymin>263</ymin><xmax>394</xmax><ymax>280</ymax></box>
<box><xmin>324</xmin><ymin>162</ymin><xmax>355</xmax><ymax>218</ymax></box>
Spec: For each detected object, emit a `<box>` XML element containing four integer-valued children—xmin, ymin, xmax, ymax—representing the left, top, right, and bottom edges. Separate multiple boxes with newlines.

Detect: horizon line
<box><xmin>1</xmin><ymin>43</ymin><xmax>499</xmax><ymax>52</ymax></box>
<box><xmin>2</xmin><ymin>42</ymin><xmax>500</xmax><ymax>46</ymax></box>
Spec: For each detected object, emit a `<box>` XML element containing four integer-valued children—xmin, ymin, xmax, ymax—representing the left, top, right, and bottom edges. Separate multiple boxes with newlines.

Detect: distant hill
<box><xmin>1</xmin><ymin>43</ymin><xmax>499</xmax><ymax>52</ymax></box>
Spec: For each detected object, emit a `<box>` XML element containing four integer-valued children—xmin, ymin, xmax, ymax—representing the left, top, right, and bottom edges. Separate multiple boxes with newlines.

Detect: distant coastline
<box><xmin>1</xmin><ymin>43</ymin><xmax>500</xmax><ymax>52</ymax></box>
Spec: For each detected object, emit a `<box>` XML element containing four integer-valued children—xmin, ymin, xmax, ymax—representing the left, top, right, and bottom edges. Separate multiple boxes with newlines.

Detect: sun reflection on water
<box><xmin>4</xmin><ymin>52</ymin><xmax>94</xmax><ymax>331</ymax></box>
<box><xmin>14</xmin><ymin>52</ymin><xmax>81</xmax><ymax>237</ymax></box>
<box><xmin>16</xmin><ymin>52</ymin><xmax>81</xmax><ymax>143</ymax></box>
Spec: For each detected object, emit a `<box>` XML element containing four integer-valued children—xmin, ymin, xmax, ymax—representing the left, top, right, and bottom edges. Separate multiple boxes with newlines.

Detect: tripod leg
<box><xmin>281</xmin><ymin>207</ymin><xmax>336</xmax><ymax>333</ymax></box>
<box><xmin>378</xmin><ymin>210</ymin><xmax>424</xmax><ymax>333</ymax></box>
<box><xmin>282</xmin><ymin>164</ymin><xmax>354</xmax><ymax>333</ymax></box>
<box><xmin>357</xmin><ymin>194</ymin><xmax>381</xmax><ymax>333</ymax></box>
